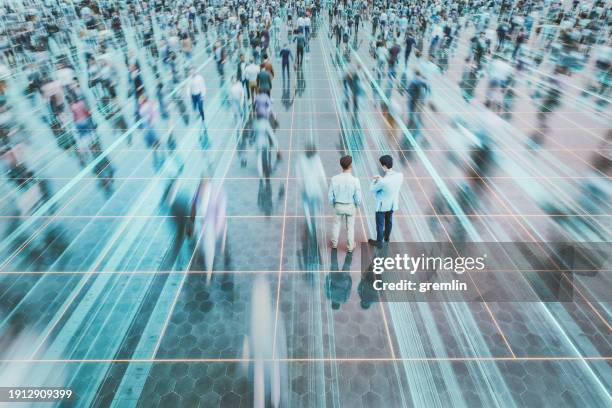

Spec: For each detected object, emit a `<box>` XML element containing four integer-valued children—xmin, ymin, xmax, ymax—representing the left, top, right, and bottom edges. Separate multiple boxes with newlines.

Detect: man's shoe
<box><xmin>367</xmin><ymin>239</ymin><xmax>381</xmax><ymax>248</ymax></box>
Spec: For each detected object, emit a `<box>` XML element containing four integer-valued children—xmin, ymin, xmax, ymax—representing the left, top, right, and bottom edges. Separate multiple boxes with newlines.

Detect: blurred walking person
<box><xmin>230</xmin><ymin>76</ymin><xmax>245</xmax><ymax>123</ymax></box>
<box><xmin>138</xmin><ymin>94</ymin><xmax>164</xmax><ymax>169</ymax></box>
<box><xmin>191</xmin><ymin>179</ymin><xmax>229</xmax><ymax>280</ymax></box>
<box><xmin>295</xmin><ymin>144</ymin><xmax>327</xmax><ymax>235</ymax></box>
<box><xmin>186</xmin><ymin>69</ymin><xmax>206</xmax><ymax>122</ymax></box>
<box><xmin>279</xmin><ymin>44</ymin><xmax>293</xmax><ymax>82</ymax></box>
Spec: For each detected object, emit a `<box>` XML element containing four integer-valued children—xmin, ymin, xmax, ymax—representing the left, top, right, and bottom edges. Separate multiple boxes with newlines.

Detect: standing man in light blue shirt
<box><xmin>369</xmin><ymin>155</ymin><xmax>403</xmax><ymax>247</ymax></box>
<box><xmin>328</xmin><ymin>155</ymin><xmax>362</xmax><ymax>252</ymax></box>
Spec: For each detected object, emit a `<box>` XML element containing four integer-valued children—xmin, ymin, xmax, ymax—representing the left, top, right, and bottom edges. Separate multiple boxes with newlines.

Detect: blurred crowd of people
<box><xmin>0</xmin><ymin>0</ymin><xmax>323</xmax><ymax>271</ymax></box>
<box><xmin>0</xmin><ymin>0</ymin><xmax>610</xmax><ymax>404</ymax></box>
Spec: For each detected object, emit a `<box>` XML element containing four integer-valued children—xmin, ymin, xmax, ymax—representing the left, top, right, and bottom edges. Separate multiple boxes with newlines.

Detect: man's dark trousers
<box><xmin>282</xmin><ymin>61</ymin><xmax>290</xmax><ymax>81</ymax></box>
<box><xmin>375</xmin><ymin>210</ymin><xmax>393</xmax><ymax>244</ymax></box>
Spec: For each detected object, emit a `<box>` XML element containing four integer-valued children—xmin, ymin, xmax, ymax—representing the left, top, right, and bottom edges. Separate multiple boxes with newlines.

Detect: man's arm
<box><xmin>370</xmin><ymin>177</ymin><xmax>386</xmax><ymax>192</ymax></box>
<box><xmin>370</xmin><ymin>179</ymin><xmax>379</xmax><ymax>192</ymax></box>
<box><xmin>353</xmin><ymin>179</ymin><xmax>362</xmax><ymax>207</ymax></box>
<box><xmin>328</xmin><ymin>181</ymin><xmax>335</xmax><ymax>206</ymax></box>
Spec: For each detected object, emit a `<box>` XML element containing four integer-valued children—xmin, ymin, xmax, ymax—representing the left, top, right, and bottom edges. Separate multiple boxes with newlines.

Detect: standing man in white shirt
<box><xmin>187</xmin><ymin>69</ymin><xmax>206</xmax><ymax>122</ymax></box>
<box><xmin>328</xmin><ymin>155</ymin><xmax>362</xmax><ymax>253</ymax></box>
<box><xmin>368</xmin><ymin>155</ymin><xmax>403</xmax><ymax>247</ymax></box>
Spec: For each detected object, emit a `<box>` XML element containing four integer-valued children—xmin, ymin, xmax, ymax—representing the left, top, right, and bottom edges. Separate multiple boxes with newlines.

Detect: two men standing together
<box><xmin>328</xmin><ymin>154</ymin><xmax>403</xmax><ymax>252</ymax></box>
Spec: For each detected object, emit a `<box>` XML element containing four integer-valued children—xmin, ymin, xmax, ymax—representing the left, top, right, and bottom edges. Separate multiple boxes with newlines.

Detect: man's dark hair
<box><xmin>379</xmin><ymin>155</ymin><xmax>393</xmax><ymax>169</ymax></box>
<box><xmin>340</xmin><ymin>155</ymin><xmax>353</xmax><ymax>170</ymax></box>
